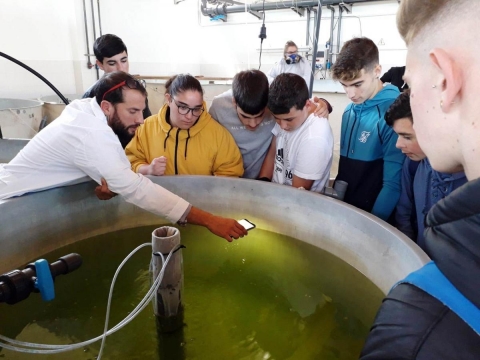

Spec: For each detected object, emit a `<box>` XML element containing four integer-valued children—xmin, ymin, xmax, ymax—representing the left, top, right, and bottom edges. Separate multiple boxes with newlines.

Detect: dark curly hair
<box><xmin>385</xmin><ymin>89</ymin><xmax>412</xmax><ymax>126</ymax></box>
<box><xmin>268</xmin><ymin>73</ymin><xmax>309</xmax><ymax>115</ymax></box>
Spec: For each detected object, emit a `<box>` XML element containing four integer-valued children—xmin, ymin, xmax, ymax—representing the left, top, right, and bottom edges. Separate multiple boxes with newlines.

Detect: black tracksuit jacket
<box><xmin>360</xmin><ymin>178</ymin><xmax>480</xmax><ymax>359</ymax></box>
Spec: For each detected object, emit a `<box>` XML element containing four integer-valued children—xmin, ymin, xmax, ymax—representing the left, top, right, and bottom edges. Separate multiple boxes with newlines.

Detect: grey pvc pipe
<box><xmin>309</xmin><ymin>1</ymin><xmax>322</xmax><ymax>97</ymax></box>
<box><xmin>82</xmin><ymin>0</ymin><xmax>92</xmax><ymax>70</ymax></box>
<box><xmin>306</xmin><ymin>8</ymin><xmax>311</xmax><ymax>46</ymax></box>
<box><xmin>336</xmin><ymin>5</ymin><xmax>343</xmax><ymax>61</ymax></box>
<box><xmin>90</xmin><ymin>0</ymin><xmax>99</xmax><ymax>80</ymax></box>
<box><xmin>201</xmin><ymin>0</ymin><xmax>380</xmax><ymax>16</ymax></box>
<box><xmin>327</xmin><ymin>5</ymin><xmax>335</xmax><ymax>65</ymax></box>
<box><xmin>151</xmin><ymin>226</ymin><xmax>184</xmax><ymax>330</ymax></box>
<box><xmin>97</xmin><ymin>0</ymin><xmax>103</xmax><ymax>36</ymax></box>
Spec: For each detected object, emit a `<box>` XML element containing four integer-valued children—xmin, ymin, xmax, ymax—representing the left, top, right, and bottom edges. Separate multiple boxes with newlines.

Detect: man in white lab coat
<box><xmin>0</xmin><ymin>71</ymin><xmax>247</xmax><ymax>242</ymax></box>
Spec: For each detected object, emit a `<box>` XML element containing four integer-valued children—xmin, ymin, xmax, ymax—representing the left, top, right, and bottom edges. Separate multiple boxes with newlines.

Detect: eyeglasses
<box><xmin>102</xmin><ymin>78</ymin><xmax>143</xmax><ymax>101</ymax></box>
<box><xmin>173</xmin><ymin>99</ymin><xmax>204</xmax><ymax>117</ymax></box>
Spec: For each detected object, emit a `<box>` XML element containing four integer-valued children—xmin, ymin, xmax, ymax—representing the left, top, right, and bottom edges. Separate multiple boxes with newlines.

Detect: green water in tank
<box><xmin>0</xmin><ymin>225</ymin><xmax>384</xmax><ymax>360</ymax></box>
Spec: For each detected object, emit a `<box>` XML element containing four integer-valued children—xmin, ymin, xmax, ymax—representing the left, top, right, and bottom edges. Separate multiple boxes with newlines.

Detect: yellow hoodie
<box><xmin>126</xmin><ymin>103</ymin><xmax>244</xmax><ymax>177</ymax></box>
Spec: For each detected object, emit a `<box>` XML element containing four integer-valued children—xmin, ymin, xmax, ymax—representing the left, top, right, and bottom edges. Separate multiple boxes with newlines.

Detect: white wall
<box><xmin>0</xmin><ymin>0</ymin><xmax>93</xmax><ymax>99</ymax></box>
<box><xmin>0</xmin><ymin>0</ymin><xmax>405</xmax><ymax>100</ymax></box>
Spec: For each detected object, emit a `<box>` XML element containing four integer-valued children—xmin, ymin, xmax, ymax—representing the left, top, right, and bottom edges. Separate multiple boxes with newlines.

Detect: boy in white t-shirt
<box><xmin>258</xmin><ymin>73</ymin><xmax>333</xmax><ymax>192</ymax></box>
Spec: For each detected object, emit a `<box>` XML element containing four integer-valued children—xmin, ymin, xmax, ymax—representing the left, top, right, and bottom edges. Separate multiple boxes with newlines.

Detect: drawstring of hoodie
<box><xmin>422</xmin><ymin>160</ymin><xmax>456</xmax><ymax>216</ymax></box>
<box><xmin>165</xmin><ymin>128</ymin><xmax>191</xmax><ymax>158</ymax></box>
<box><xmin>184</xmin><ymin>129</ymin><xmax>191</xmax><ymax>159</ymax></box>
<box><xmin>164</xmin><ymin>107</ymin><xmax>173</xmax><ymax>150</ymax></box>
<box><xmin>163</xmin><ymin>109</ymin><xmax>199</xmax><ymax>172</ymax></box>
<box><xmin>164</xmin><ymin>127</ymin><xmax>172</xmax><ymax>150</ymax></box>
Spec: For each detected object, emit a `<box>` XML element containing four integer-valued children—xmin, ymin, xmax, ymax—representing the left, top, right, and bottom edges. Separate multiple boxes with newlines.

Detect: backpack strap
<box><xmin>395</xmin><ymin>261</ymin><xmax>480</xmax><ymax>335</ymax></box>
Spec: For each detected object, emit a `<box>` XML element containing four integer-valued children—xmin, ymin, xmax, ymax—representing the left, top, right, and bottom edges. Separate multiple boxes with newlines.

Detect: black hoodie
<box><xmin>359</xmin><ymin>178</ymin><xmax>480</xmax><ymax>360</ymax></box>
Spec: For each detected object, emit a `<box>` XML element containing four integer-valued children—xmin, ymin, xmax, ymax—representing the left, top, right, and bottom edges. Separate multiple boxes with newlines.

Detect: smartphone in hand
<box><xmin>238</xmin><ymin>219</ymin><xmax>256</xmax><ymax>231</ymax></box>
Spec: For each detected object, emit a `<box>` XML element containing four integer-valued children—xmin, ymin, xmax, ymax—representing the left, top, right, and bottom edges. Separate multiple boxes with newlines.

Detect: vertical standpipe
<box><xmin>151</xmin><ymin>227</ymin><xmax>184</xmax><ymax>333</ymax></box>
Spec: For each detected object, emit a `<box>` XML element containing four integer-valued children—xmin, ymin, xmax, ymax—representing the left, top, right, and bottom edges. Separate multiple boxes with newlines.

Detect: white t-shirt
<box><xmin>0</xmin><ymin>98</ymin><xmax>189</xmax><ymax>223</ymax></box>
<box><xmin>272</xmin><ymin>114</ymin><xmax>333</xmax><ymax>192</ymax></box>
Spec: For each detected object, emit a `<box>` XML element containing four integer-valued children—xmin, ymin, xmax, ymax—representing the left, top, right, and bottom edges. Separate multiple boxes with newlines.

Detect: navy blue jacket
<box><xmin>360</xmin><ymin>178</ymin><xmax>480</xmax><ymax>359</ymax></box>
<box><xmin>335</xmin><ymin>85</ymin><xmax>404</xmax><ymax>221</ymax></box>
<box><xmin>396</xmin><ymin>157</ymin><xmax>467</xmax><ymax>249</ymax></box>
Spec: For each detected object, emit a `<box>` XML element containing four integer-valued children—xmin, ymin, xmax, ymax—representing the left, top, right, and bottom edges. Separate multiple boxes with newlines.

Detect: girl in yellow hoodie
<box><xmin>126</xmin><ymin>74</ymin><xmax>244</xmax><ymax>177</ymax></box>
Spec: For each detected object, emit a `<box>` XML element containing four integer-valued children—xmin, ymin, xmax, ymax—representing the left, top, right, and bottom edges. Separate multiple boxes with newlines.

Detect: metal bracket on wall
<box><xmin>248</xmin><ymin>9</ymin><xmax>263</xmax><ymax>20</ymax></box>
<box><xmin>291</xmin><ymin>6</ymin><xmax>305</xmax><ymax>17</ymax></box>
<box><xmin>339</xmin><ymin>2</ymin><xmax>352</xmax><ymax>13</ymax></box>
<box><xmin>207</xmin><ymin>0</ymin><xmax>245</xmax><ymax>5</ymax></box>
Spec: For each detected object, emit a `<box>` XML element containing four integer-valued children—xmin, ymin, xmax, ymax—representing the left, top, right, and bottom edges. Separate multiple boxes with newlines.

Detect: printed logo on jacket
<box><xmin>359</xmin><ymin>131</ymin><xmax>371</xmax><ymax>143</ymax></box>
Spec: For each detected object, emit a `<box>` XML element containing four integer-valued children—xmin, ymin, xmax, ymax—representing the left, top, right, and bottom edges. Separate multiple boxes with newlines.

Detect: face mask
<box><xmin>285</xmin><ymin>53</ymin><xmax>301</xmax><ymax>64</ymax></box>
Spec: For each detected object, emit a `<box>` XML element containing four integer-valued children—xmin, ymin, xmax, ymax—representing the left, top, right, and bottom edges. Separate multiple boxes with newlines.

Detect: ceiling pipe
<box><xmin>201</xmin><ymin>0</ymin><xmax>380</xmax><ymax>17</ymax></box>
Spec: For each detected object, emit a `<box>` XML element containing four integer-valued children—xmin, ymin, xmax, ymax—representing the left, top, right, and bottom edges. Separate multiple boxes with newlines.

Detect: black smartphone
<box><xmin>238</xmin><ymin>219</ymin><xmax>256</xmax><ymax>231</ymax></box>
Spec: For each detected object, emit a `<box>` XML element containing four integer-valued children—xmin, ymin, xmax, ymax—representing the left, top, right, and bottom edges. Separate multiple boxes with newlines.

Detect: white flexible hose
<box><xmin>0</xmin><ymin>242</ymin><xmax>178</xmax><ymax>358</ymax></box>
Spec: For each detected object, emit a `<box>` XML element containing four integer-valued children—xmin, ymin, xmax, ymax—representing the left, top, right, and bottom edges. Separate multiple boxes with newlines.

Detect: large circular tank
<box><xmin>0</xmin><ymin>98</ymin><xmax>43</xmax><ymax>139</ymax></box>
<box><xmin>39</xmin><ymin>94</ymin><xmax>83</xmax><ymax>124</ymax></box>
<box><xmin>0</xmin><ymin>138</ymin><xmax>29</xmax><ymax>163</ymax></box>
<box><xmin>0</xmin><ymin>176</ymin><xmax>429</xmax><ymax>295</ymax></box>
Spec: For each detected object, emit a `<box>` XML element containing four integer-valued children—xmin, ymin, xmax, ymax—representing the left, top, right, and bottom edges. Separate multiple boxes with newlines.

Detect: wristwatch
<box><xmin>177</xmin><ymin>219</ymin><xmax>188</xmax><ymax>227</ymax></box>
<box><xmin>177</xmin><ymin>204</ymin><xmax>192</xmax><ymax>227</ymax></box>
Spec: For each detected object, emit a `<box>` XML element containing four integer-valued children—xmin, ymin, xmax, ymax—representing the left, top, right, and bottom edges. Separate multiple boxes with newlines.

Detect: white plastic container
<box><xmin>0</xmin><ymin>98</ymin><xmax>43</xmax><ymax>139</ymax></box>
<box><xmin>39</xmin><ymin>94</ymin><xmax>83</xmax><ymax>124</ymax></box>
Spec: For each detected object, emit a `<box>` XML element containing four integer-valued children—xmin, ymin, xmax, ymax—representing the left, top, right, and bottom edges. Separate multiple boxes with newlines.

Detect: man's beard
<box><xmin>109</xmin><ymin>111</ymin><xmax>135</xmax><ymax>149</ymax></box>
